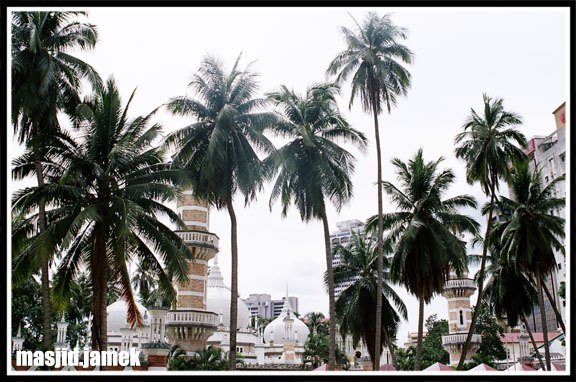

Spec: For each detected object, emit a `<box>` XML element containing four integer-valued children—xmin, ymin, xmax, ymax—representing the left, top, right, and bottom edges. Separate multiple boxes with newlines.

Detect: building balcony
<box><xmin>166</xmin><ymin>309</ymin><xmax>219</xmax><ymax>328</ymax></box>
<box><xmin>442</xmin><ymin>333</ymin><xmax>482</xmax><ymax>345</ymax></box>
<box><xmin>444</xmin><ymin>278</ymin><xmax>476</xmax><ymax>289</ymax></box>
<box><xmin>175</xmin><ymin>230</ymin><xmax>219</xmax><ymax>250</ymax></box>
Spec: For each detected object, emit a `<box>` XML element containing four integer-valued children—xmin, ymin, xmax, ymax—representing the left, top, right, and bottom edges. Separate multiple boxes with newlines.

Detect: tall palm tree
<box><xmin>497</xmin><ymin>160</ymin><xmax>565</xmax><ymax>370</ymax></box>
<box><xmin>327</xmin><ymin>12</ymin><xmax>414</xmax><ymax>369</ymax></box>
<box><xmin>12</xmin><ymin>77</ymin><xmax>192</xmax><ymax>351</ymax></box>
<box><xmin>266</xmin><ymin>83</ymin><xmax>367</xmax><ymax>370</ymax></box>
<box><xmin>331</xmin><ymin>233</ymin><xmax>407</xmax><ymax>367</ymax></box>
<box><xmin>304</xmin><ymin>312</ymin><xmax>328</xmax><ymax>336</ymax></box>
<box><xmin>165</xmin><ymin>55</ymin><xmax>276</xmax><ymax>370</ymax></box>
<box><xmin>11</xmin><ymin>11</ymin><xmax>100</xmax><ymax>349</ymax></box>
<box><xmin>454</xmin><ymin>94</ymin><xmax>527</xmax><ymax>368</ymax></box>
<box><xmin>367</xmin><ymin>149</ymin><xmax>479</xmax><ymax>370</ymax></box>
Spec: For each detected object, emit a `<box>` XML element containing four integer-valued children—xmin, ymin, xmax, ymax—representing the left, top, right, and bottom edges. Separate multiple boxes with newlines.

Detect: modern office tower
<box><xmin>330</xmin><ymin>220</ymin><xmax>364</xmax><ymax>297</ymax></box>
<box><xmin>244</xmin><ymin>294</ymin><xmax>299</xmax><ymax>319</ymax></box>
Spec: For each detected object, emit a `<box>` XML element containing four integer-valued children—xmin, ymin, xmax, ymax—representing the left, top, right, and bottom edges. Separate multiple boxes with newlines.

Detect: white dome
<box><xmin>263</xmin><ymin>299</ymin><xmax>309</xmax><ymax>344</ymax></box>
<box><xmin>205</xmin><ymin>257</ymin><xmax>251</xmax><ymax>329</ymax></box>
<box><xmin>107</xmin><ymin>299</ymin><xmax>149</xmax><ymax>333</ymax></box>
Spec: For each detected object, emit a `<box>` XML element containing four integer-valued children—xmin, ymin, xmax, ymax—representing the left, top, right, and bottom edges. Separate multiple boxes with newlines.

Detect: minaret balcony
<box><xmin>442</xmin><ymin>278</ymin><xmax>476</xmax><ymax>298</ymax></box>
<box><xmin>176</xmin><ymin>230</ymin><xmax>219</xmax><ymax>250</ymax></box>
<box><xmin>442</xmin><ymin>332</ymin><xmax>482</xmax><ymax>346</ymax></box>
<box><xmin>166</xmin><ymin>309</ymin><xmax>219</xmax><ymax>328</ymax></box>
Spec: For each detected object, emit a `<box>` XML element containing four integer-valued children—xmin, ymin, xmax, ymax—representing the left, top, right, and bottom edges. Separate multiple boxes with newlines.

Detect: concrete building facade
<box><xmin>519</xmin><ymin>102</ymin><xmax>566</xmax><ymax>333</ymax></box>
<box><xmin>243</xmin><ymin>294</ymin><xmax>299</xmax><ymax>319</ymax></box>
<box><xmin>330</xmin><ymin>219</ymin><xmax>364</xmax><ymax>297</ymax></box>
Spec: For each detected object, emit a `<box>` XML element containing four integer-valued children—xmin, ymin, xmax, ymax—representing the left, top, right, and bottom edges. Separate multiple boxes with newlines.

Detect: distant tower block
<box><xmin>166</xmin><ymin>189</ymin><xmax>220</xmax><ymax>352</ymax></box>
<box><xmin>441</xmin><ymin>270</ymin><xmax>482</xmax><ymax>365</ymax></box>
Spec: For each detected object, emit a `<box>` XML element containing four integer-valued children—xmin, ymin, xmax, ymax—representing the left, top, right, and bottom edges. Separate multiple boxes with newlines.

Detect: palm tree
<box><xmin>12</xmin><ymin>77</ymin><xmax>192</xmax><ymax>351</ymax></box>
<box><xmin>304</xmin><ymin>312</ymin><xmax>328</xmax><ymax>336</ymax></box>
<box><xmin>471</xmin><ymin>225</ymin><xmax>546</xmax><ymax>370</ymax></box>
<box><xmin>331</xmin><ymin>233</ymin><xmax>407</xmax><ymax>367</ymax></box>
<box><xmin>367</xmin><ymin>149</ymin><xmax>479</xmax><ymax>370</ymax></box>
<box><xmin>497</xmin><ymin>160</ymin><xmax>565</xmax><ymax>370</ymax></box>
<box><xmin>301</xmin><ymin>333</ymin><xmax>349</xmax><ymax>370</ymax></box>
<box><xmin>11</xmin><ymin>11</ymin><xmax>100</xmax><ymax>350</ymax></box>
<box><xmin>454</xmin><ymin>93</ymin><xmax>527</xmax><ymax>368</ymax></box>
<box><xmin>266</xmin><ymin>83</ymin><xmax>367</xmax><ymax>370</ymax></box>
<box><xmin>327</xmin><ymin>12</ymin><xmax>414</xmax><ymax>369</ymax></box>
<box><xmin>165</xmin><ymin>55</ymin><xmax>276</xmax><ymax>370</ymax></box>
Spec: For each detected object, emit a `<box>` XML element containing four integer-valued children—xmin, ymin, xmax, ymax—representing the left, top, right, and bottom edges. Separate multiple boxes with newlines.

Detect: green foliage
<box><xmin>301</xmin><ymin>333</ymin><xmax>349</xmax><ymax>370</ymax></box>
<box><xmin>420</xmin><ymin>314</ymin><xmax>450</xmax><ymax>369</ymax></box>
<box><xmin>395</xmin><ymin>346</ymin><xmax>416</xmax><ymax>371</ymax></box>
<box><xmin>474</xmin><ymin>304</ymin><xmax>507</xmax><ymax>362</ymax></box>
<box><xmin>166</xmin><ymin>345</ymin><xmax>244</xmax><ymax>371</ymax></box>
<box><xmin>330</xmin><ymin>233</ymin><xmax>406</xmax><ymax>363</ymax></box>
<box><xmin>394</xmin><ymin>315</ymin><xmax>450</xmax><ymax>370</ymax></box>
<box><xmin>303</xmin><ymin>312</ymin><xmax>329</xmax><ymax>336</ymax></box>
<box><xmin>558</xmin><ymin>282</ymin><xmax>565</xmax><ymax>299</ymax></box>
<box><xmin>12</xmin><ymin>277</ymin><xmax>90</xmax><ymax>350</ymax></box>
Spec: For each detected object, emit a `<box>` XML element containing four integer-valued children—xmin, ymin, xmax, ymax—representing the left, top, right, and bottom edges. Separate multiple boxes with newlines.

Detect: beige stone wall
<box><xmin>177</xmin><ymin>194</ymin><xmax>208</xmax><ymax>209</ymax></box>
<box><xmin>176</xmin><ymin>295</ymin><xmax>205</xmax><ymax>309</ymax></box>
<box><xmin>173</xmin><ymin>338</ymin><xmax>206</xmax><ymax>352</ymax></box>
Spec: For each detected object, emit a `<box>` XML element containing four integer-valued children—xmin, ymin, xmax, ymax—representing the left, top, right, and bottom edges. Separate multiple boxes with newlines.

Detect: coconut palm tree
<box><xmin>11</xmin><ymin>11</ymin><xmax>100</xmax><ymax>349</ymax></box>
<box><xmin>454</xmin><ymin>94</ymin><xmax>527</xmax><ymax>368</ymax></box>
<box><xmin>331</xmin><ymin>233</ymin><xmax>407</xmax><ymax>367</ymax></box>
<box><xmin>165</xmin><ymin>55</ymin><xmax>276</xmax><ymax>370</ymax></box>
<box><xmin>470</xmin><ymin>225</ymin><xmax>546</xmax><ymax>370</ymax></box>
<box><xmin>304</xmin><ymin>312</ymin><xmax>328</xmax><ymax>336</ymax></box>
<box><xmin>266</xmin><ymin>83</ymin><xmax>367</xmax><ymax>369</ymax></box>
<box><xmin>367</xmin><ymin>149</ymin><xmax>479</xmax><ymax>370</ymax></box>
<box><xmin>497</xmin><ymin>160</ymin><xmax>565</xmax><ymax>370</ymax></box>
<box><xmin>327</xmin><ymin>12</ymin><xmax>414</xmax><ymax>369</ymax></box>
<box><xmin>12</xmin><ymin>77</ymin><xmax>192</xmax><ymax>351</ymax></box>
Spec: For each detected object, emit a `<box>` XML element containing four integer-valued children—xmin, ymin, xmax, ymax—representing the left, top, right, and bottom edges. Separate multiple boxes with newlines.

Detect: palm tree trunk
<box><xmin>382</xmin><ymin>328</ymin><xmax>397</xmax><ymax>366</ymax></box>
<box><xmin>535</xmin><ymin>268</ymin><xmax>551</xmax><ymax>371</ymax></box>
<box><xmin>33</xmin><ymin>151</ymin><xmax>53</xmax><ymax>351</ymax></box>
<box><xmin>457</xmin><ymin>181</ymin><xmax>497</xmax><ymax>369</ymax></box>
<box><xmin>320</xmin><ymin>208</ymin><xmax>337</xmax><ymax>370</ymax></box>
<box><xmin>414</xmin><ymin>297</ymin><xmax>425</xmax><ymax>371</ymax></box>
<box><xmin>91</xmin><ymin>226</ymin><xmax>103</xmax><ymax>351</ymax></box>
<box><xmin>227</xmin><ymin>197</ymin><xmax>238</xmax><ymax>371</ymax></box>
<box><xmin>521</xmin><ymin>313</ymin><xmax>545</xmax><ymax>370</ymax></box>
<box><xmin>541</xmin><ymin>279</ymin><xmax>566</xmax><ymax>333</ymax></box>
<box><xmin>371</xmin><ymin>93</ymin><xmax>385</xmax><ymax>372</ymax></box>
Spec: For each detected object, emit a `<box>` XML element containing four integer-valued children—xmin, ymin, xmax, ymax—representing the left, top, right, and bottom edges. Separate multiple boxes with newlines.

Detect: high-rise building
<box><xmin>516</xmin><ymin>102</ymin><xmax>566</xmax><ymax>333</ymax></box>
<box><xmin>243</xmin><ymin>294</ymin><xmax>299</xmax><ymax>319</ymax></box>
<box><xmin>330</xmin><ymin>220</ymin><xmax>364</xmax><ymax>297</ymax></box>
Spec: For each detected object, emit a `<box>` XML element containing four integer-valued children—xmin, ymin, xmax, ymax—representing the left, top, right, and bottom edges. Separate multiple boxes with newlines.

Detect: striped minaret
<box><xmin>165</xmin><ymin>190</ymin><xmax>220</xmax><ymax>352</ymax></box>
<box><xmin>441</xmin><ymin>270</ymin><xmax>482</xmax><ymax>365</ymax></box>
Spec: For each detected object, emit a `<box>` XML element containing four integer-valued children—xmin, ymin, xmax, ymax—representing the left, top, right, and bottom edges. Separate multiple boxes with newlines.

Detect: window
<box><xmin>545</xmin><ymin>175</ymin><xmax>550</xmax><ymax>182</ymax></box>
<box><xmin>459</xmin><ymin>310</ymin><xmax>464</xmax><ymax>326</ymax></box>
<box><xmin>558</xmin><ymin>263</ymin><xmax>562</xmax><ymax>270</ymax></box>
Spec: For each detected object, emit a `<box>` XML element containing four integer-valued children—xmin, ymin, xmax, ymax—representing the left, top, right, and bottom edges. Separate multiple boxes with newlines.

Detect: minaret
<box><xmin>12</xmin><ymin>323</ymin><xmax>24</xmax><ymax>353</ymax></box>
<box><xmin>441</xmin><ymin>270</ymin><xmax>482</xmax><ymax>365</ymax></box>
<box><xmin>54</xmin><ymin>313</ymin><xmax>69</xmax><ymax>351</ymax></box>
<box><xmin>165</xmin><ymin>190</ymin><xmax>220</xmax><ymax>352</ymax></box>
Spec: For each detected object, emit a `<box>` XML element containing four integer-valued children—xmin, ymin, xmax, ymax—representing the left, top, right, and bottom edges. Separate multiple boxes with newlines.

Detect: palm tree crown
<box><xmin>166</xmin><ymin>54</ymin><xmax>276</xmax><ymax>206</ymax></box>
<box><xmin>454</xmin><ymin>94</ymin><xmax>527</xmax><ymax>194</ymax></box>
<box><xmin>369</xmin><ymin>149</ymin><xmax>479</xmax><ymax>302</ymax></box>
<box><xmin>326</xmin><ymin>12</ymin><xmax>413</xmax><ymax>113</ymax></box>
<box><xmin>13</xmin><ymin>77</ymin><xmax>192</xmax><ymax>350</ymax></box>
<box><xmin>266</xmin><ymin>83</ymin><xmax>367</xmax><ymax>219</ymax></box>
<box><xmin>331</xmin><ymin>233</ymin><xmax>407</xmax><ymax>364</ymax></box>
<box><xmin>12</xmin><ymin>11</ymin><xmax>101</xmax><ymax>142</ymax></box>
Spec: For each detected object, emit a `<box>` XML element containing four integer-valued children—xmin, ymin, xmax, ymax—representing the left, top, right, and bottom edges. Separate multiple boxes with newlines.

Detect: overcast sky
<box><xmin>9</xmin><ymin>6</ymin><xmax>569</xmax><ymax>342</ymax></box>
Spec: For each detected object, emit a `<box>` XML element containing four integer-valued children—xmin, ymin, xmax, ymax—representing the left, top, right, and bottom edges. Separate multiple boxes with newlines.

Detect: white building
<box><xmin>330</xmin><ymin>219</ymin><xmax>364</xmax><ymax>297</ymax></box>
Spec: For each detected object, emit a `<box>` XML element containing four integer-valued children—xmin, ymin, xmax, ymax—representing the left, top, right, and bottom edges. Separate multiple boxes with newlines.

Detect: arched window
<box><xmin>459</xmin><ymin>310</ymin><xmax>464</xmax><ymax>326</ymax></box>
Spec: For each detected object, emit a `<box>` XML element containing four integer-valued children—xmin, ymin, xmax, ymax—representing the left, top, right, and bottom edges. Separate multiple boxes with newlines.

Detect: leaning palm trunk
<box><xmin>320</xmin><ymin>209</ymin><xmax>337</xmax><ymax>370</ymax></box>
<box><xmin>33</xmin><ymin>151</ymin><xmax>52</xmax><ymax>351</ymax></box>
<box><xmin>91</xmin><ymin>224</ymin><xmax>109</xmax><ymax>352</ymax></box>
<box><xmin>521</xmin><ymin>313</ymin><xmax>546</xmax><ymax>370</ymax></box>
<box><xmin>371</xmin><ymin>93</ymin><xmax>385</xmax><ymax>372</ymax></box>
<box><xmin>541</xmin><ymin>279</ymin><xmax>566</xmax><ymax>334</ymax></box>
<box><xmin>457</xmin><ymin>183</ymin><xmax>496</xmax><ymax>369</ymax></box>
<box><xmin>414</xmin><ymin>297</ymin><xmax>425</xmax><ymax>370</ymax></box>
<box><xmin>227</xmin><ymin>198</ymin><xmax>238</xmax><ymax>371</ymax></box>
<box><xmin>382</xmin><ymin>329</ymin><xmax>397</xmax><ymax>366</ymax></box>
<box><xmin>535</xmin><ymin>269</ymin><xmax>551</xmax><ymax>370</ymax></box>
